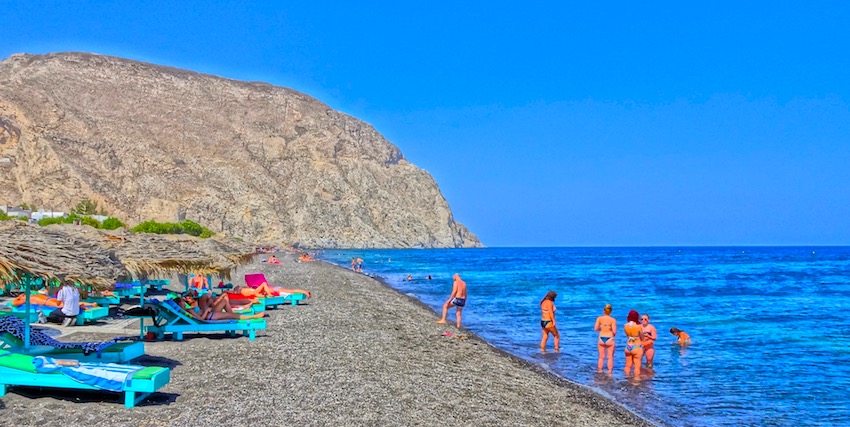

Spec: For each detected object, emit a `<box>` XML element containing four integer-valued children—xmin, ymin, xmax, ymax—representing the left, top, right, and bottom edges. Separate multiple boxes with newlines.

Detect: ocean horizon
<box><xmin>317</xmin><ymin>246</ymin><xmax>850</xmax><ymax>427</ymax></box>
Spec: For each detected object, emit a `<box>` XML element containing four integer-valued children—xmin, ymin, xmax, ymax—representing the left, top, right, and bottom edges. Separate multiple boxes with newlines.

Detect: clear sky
<box><xmin>2</xmin><ymin>1</ymin><xmax>848</xmax><ymax>246</ymax></box>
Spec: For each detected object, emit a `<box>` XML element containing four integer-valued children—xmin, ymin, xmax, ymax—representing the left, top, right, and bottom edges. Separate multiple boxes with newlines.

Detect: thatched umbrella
<box><xmin>0</xmin><ymin>221</ymin><xmax>129</xmax><ymax>350</ymax></box>
<box><xmin>52</xmin><ymin>226</ymin><xmax>238</xmax><ymax>278</ymax></box>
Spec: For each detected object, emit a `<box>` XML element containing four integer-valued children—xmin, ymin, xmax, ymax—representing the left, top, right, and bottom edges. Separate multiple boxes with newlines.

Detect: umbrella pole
<box><xmin>139</xmin><ymin>279</ymin><xmax>145</xmax><ymax>339</ymax></box>
<box><xmin>23</xmin><ymin>274</ymin><xmax>32</xmax><ymax>350</ymax></box>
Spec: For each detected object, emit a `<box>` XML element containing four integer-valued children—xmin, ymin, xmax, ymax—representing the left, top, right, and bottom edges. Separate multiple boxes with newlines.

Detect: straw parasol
<box><xmin>0</xmin><ymin>221</ymin><xmax>129</xmax><ymax>290</ymax></box>
<box><xmin>51</xmin><ymin>225</ymin><xmax>257</xmax><ymax>284</ymax></box>
<box><xmin>0</xmin><ymin>220</ymin><xmax>130</xmax><ymax>351</ymax></box>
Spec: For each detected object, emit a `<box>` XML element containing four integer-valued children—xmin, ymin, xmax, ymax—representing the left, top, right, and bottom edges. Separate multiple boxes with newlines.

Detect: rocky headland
<box><xmin>0</xmin><ymin>52</ymin><xmax>481</xmax><ymax>248</ymax></box>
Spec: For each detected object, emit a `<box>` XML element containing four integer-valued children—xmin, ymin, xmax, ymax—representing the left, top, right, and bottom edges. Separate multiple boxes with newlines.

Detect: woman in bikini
<box><xmin>539</xmin><ymin>291</ymin><xmax>559</xmax><ymax>353</ymax></box>
<box><xmin>175</xmin><ymin>296</ymin><xmax>263</xmax><ymax>321</ymax></box>
<box><xmin>641</xmin><ymin>314</ymin><xmax>657</xmax><ymax>368</ymax></box>
<box><xmin>594</xmin><ymin>304</ymin><xmax>616</xmax><ymax>373</ymax></box>
<box><xmin>623</xmin><ymin>309</ymin><xmax>644</xmax><ymax>377</ymax></box>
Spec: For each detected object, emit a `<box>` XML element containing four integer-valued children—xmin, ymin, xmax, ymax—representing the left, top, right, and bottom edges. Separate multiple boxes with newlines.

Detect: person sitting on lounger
<box><xmin>195</xmin><ymin>291</ymin><xmax>252</xmax><ymax>314</ymax></box>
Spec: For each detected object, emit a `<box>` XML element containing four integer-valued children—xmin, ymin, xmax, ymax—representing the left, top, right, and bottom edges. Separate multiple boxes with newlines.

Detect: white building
<box><xmin>31</xmin><ymin>209</ymin><xmax>67</xmax><ymax>221</ymax></box>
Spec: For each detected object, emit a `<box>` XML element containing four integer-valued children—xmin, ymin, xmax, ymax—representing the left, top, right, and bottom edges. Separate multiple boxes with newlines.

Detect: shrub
<box><xmin>100</xmin><ymin>217</ymin><xmax>126</xmax><ymax>230</ymax></box>
<box><xmin>131</xmin><ymin>219</ymin><xmax>215</xmax><ymax>238</ymax></box>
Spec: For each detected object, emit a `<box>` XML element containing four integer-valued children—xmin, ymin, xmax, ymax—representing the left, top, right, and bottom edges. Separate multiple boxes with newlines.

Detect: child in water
<box><xmin>670</xmin><ymin>327</ymin><xmax>691</xmax><ymax>345</ymax></box>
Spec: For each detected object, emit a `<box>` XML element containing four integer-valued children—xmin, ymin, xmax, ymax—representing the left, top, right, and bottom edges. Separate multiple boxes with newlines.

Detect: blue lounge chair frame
<box><xmin>146</xmin><ymin>279</ymin><xmax>169</xmax><ymax>292</ymax></box>
<box><xmin>0</xmin><ymin>350</ymin><xmax>170</xmax><ymax>408</ymax></box>
<box><xmin>259</xmin><ymin>293</ymin><xmax>306</xmax><ymax>309</ymax></box>
<box><xmin>114</xmin><ymin>281</ymin><xmax>145</xmax><ymax>299</ymax></box>
<box><xmin>0</xmin><ymin>332</ymin><xmax>145</xmax><ymax>363</ymax></box>
<box><xmin>145</xmin><ymin>300</ymin><xmax>265</xmax><ymax>341</ymax></box>
<box><xmin>8</xmin><ymin>305</ymin><xmax>109</xmax><ymax>326</ymax></box>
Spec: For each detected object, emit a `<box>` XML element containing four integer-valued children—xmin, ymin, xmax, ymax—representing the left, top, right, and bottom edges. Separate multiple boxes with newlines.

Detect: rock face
<box><xmin>0</xmin><ymin>52</ymin><xmax>482</xmax><ymax>248</ymax></box>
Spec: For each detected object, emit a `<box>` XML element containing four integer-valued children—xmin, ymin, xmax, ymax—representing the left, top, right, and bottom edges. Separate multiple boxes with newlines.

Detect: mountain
<box><xmin>0</xmin><ymin>52</ymin><xmax>481</xmax><ymax>248</ymax></box>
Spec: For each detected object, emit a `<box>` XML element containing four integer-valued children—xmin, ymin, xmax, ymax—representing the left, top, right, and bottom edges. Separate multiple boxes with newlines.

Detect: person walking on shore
<box><xmin>437</xmin><ymin>273</ymin><xmax>467</xmax><ymax>328</ymax></box>
<box><xmin>594</xmin><ymin>304</ymin><xmax>616</xmax><ymax>373</ymax></box>
<box><xmin>539</xmin><ymin>291</ymin><xmax>559</xmax><ymax>353</ymax></box>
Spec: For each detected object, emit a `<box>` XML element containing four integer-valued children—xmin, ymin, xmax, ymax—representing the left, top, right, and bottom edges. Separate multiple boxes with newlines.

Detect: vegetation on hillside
<box><xmin>131</xmin><ymin>219</ymin><xmax>215</xmax><ymax>238</ymax></box>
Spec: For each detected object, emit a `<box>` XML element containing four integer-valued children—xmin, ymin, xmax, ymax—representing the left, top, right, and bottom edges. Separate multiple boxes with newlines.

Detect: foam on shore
<box><xmin>1</xmin><ymin>251</ymin><xmax>656</xmax><ymax>426</ymax></box>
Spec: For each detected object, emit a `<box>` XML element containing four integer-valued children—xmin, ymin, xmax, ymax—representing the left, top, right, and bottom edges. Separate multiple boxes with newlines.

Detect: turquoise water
<box><xmin>317</xmin><ymin>247</ymin><xmax>850</xmax><ymax>427</ymax></box>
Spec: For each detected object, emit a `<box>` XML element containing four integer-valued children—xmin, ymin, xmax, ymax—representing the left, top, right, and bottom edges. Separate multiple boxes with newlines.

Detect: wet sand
<box><xmin>1</xmin><ymin>251</ymin><xmax>655</xmax><ymax>426</ymax></box>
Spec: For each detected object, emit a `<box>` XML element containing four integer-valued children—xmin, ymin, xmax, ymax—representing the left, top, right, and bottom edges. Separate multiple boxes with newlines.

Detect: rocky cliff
<box><xmin>0</xmin><ymin>52</ymin><xmax>481</xmax><ymax>248</ymax></box>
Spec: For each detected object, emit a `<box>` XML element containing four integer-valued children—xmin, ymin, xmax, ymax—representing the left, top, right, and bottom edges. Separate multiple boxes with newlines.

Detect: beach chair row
<box><xmin>0</xmin><ymin>272</ymin><xmax>305</xmax><ymax>408</ymax></box>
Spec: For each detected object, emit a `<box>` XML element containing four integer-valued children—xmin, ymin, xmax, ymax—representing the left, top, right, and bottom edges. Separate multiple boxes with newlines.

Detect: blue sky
<box><xmin>2</xmin><ymin>1</ymin><xmax>849</xmax><ymax>246</ymax></box>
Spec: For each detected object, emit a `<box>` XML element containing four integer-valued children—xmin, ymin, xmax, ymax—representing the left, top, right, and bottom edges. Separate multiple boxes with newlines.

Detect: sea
<box><xmin>316</xmin><ymin>247</ymin><xmax>850</xmax><ymax>427</ymax></box>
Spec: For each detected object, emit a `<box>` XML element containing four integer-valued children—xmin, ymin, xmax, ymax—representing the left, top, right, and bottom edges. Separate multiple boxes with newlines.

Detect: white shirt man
<box><xmin>57</xmin><ymin>284</ymin><xmax>81</xmax><ymax>317</ymax></box>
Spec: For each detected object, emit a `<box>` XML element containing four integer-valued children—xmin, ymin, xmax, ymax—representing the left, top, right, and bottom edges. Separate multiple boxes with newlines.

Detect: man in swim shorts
<box><xmin>437</xmin><ymin>273</ymin><xmax>467</xmax><ymax>328</ymax></box>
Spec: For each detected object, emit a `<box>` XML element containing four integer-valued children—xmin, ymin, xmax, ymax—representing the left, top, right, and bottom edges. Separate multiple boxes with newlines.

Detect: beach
<box><xmin>1</xmin><ymin>251</ymin><xmax>653</xmax><ymax>427</ymax></box>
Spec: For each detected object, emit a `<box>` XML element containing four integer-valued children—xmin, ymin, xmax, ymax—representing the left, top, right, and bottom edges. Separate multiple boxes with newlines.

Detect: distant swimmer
<box><xmin>641</xmin><ymin>314</ymin><xmax>657</xmax><ymax>368</ymax></box>
<box><xmin>623</xmin><ymin>310</ymin><xmax>643</xmax><ymax>377</ymax></box>
<box><xmin>594</xmin><ymin>304</ymin><xmax>616</xmax><ymax>373</ymax></box>
<box><xmin>427</xmin><ymin>275</ymin><xmax>432</xmax><ymax>280</ymax></box>
<box><xmin>437</xmin><ymin>273</ymin><xmax>467</xmax><ymax>328</ymax></box>
<box><xmin>670</xmin><ymin>327</ymin><xmax>691</xmax><ymax>345</ymax></box>
<box><xmin>539</xmin><ymin>291</ymin><xmax>559</xmax><ymax>353</ymax></box>
<box><xmin>407</xmin><ymin>274</ymin><xmax>412</xmax><ymax>281</ymax></box>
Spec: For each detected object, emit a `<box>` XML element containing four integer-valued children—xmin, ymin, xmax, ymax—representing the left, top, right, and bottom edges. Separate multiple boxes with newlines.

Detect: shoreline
<box><xmin>1</xmin><ymin>251</ymin><xmax>656</xmax><ymax>426</ymax></box>
<box><xmin>333</xmin><ymin>261</ymin><xmax>661</xmax><ymax>427</ymax></box>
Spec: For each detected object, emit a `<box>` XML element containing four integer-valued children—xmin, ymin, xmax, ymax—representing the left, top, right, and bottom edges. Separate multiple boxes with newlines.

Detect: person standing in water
<box><xmin>641</xmin><ymin>314</ymin><xmax>658</xmax><ymax>368</ymax></box>
<box><xmin>594</xmin><ymin>304</ymin><xmax>616</xmax><ymax>373</ymax></box>
<box><xmin>437</xmin><ymin>273</ymin><xmax>467</xmax><ymax>328</ymax></box>
<box><xmin>623</xmin><ymin>310</ymin><xmax>644</xmax><ymax>377</ymax></box>
<box><xmin>539</xmin><ymin>291</ymin><xmax>559</xmax><ymax>353</ymax></box>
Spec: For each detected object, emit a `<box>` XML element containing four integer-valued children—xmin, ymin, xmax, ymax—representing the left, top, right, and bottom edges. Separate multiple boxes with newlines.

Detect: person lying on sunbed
<box><xmin>266</xmin><ymin>255</ymin><xmax>282</xmax><ymax>265</ymax></box>
<box><xmin>298</xmin><ymin>252</ymin><xmax>314</xmax><ymax>262</ymax></box>
<box><xmin>172</xmin><ymin>296</ymin><xmax>264</xmax><ymax>321</ymax></box>
<box><xmin>236</xmin><ymin>281</ymin><xmax>311</xmax><ymax>299</ymax></box>
<box><xmin>12</xmin><ymin>294</ymin><xmax>100</xmax><ymax>310</ymax></box>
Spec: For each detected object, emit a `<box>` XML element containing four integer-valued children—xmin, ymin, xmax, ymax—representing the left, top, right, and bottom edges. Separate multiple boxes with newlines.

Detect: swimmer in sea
<box><xmin>623</xmin><ymin>310</ymin><xmax>643</xmax><ymax>377</ymax></box>
<box><xmin>539</xmin><ymin>291</ymin><xmax>559</xmax><ymax>353</ymax></box>
<box><xmin>641</xmin><ymin>314</ymin><xmax>657</xmax><ymax>368</ymax></box>
<box><xmin>670</xmin><ymin>327</ymin><xmax>691</xmax><ymax>345</ymax></box>
<box><xmin>437</xmin><ymin>273</ymin><xmax>467</xmax><ymax>328</ymax></box>
<box><xmin>594</xmin><ymin>304</ymin><xmax>616</xmax><ymax>373</ymax></box>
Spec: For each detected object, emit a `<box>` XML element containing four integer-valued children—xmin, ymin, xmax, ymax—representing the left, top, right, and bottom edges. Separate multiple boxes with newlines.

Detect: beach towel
<box><xmin>32</xmin><ymin>356</ymin><xmax>143</xmax><ymax>391</ymax></box>
<box><xmin>0</xmin><ymin>315</ymin><xmax>123</xmax><ymax>355</ymax></box>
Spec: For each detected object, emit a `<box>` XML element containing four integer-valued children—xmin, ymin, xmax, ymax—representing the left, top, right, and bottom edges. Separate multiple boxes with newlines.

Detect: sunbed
<box><xmin>244</xmin><ymin>273</ymin><xmax>306</xmax><ymax>309</ymax></box>
<box><xmin>0</xmin><ymin>315</ymin><xmax>145</xmax><ymax>363</ymax></box>
<box><xmin>146</xmin><ymin>279</ymin><xmax>170</xmax><ymax>292</ymax></box>
<box><xmin>0</xmin><ymin>349</ymin><xmax>170</xmax><ymax>408</ymax></box>
<box><xmin>145</xmin><ymin>299</ymin><xmax>266</xmax><ymax>341</ymax></box>
<box><xmin>7</xmin><ymin>304</ymin><xmax>109</xmax><ymax>326</ymax></box>
<box><xmin>114</xmin><ymin>281</ymin><xmax>145</xmax><ymax>299</ymax></box>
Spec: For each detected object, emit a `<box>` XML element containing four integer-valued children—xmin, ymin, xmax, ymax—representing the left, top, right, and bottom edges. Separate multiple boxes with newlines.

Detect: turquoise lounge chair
<box><xmin>84</xmin><ymin>294</ymin><xmax>121</xmax><ymax>306</ymax></box>
<box><xmin>244</xmin><ymin>273</ymin><xmax>307</xmax><ymax>309</ymax></box>
<box><xmin>146</xmin><ymin>279</ymin><xmax>169</xmax><ymax>292</ymax></box>
<box><xmin>145</xmin><ymin>299</ymin><xmax>266</xmax><ymax>341</ymax></box>
<box><xmin>7</xmin><ymin>304</ymin><xmax>109</xmax><ymax>326</ymax></box>
<box><xmin>114</xmin><ymin>281</ymin><xmax>145</xmax><ymax>299</ymax></box>
<box><xmin>0</xmin><ymin>349</ymin><xmax>170</xmax><ymax>408</ymax></box>
<box><xmin>0</xmin><ymin>316</ymin><xmax>145</xmax><ymax>363</ymax></box>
